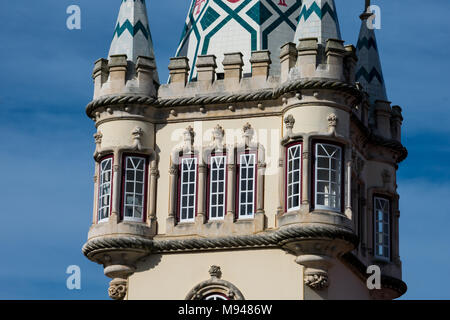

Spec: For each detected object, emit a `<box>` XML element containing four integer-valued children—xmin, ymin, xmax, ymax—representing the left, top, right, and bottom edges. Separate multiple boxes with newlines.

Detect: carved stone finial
<box><xmin>304</xmin><ymin>272</ymin><xmax>329</xmax><ymax>290</ymax></box>
<box><xmin>209</xmin><ymin>265</ymin><xmax>222</xmax><ymax>279</ymax></box>
<box><xmin>184</xmin><ymin>126</ymin><xmax>195</xmax><ymax>147</ymax></box>
<box><xmin>108</xmin><ymin>279</ymin><xmax>127</xmax><ymax>300</ymax></box>
<box><xmin>94</xmin><ymin>131</ymin><xmax>103</xmax><ymax>145</ymax></box>
<box><xmin>132</xmin><ymin>127</ymin><xmax>144</xmax><ymax>151</ymax></box>
<box><xmin>284</xmin><ymin>114</ymin><xmax>295</xmax><ymax>132</ymax></box>
<box><xmin>327</xmin><ymin>113</ymin><xmax>338</xmax><ymax>134</ymax></box>
<box><xmin>213</xmin><ymin>124</ymin><xmax>225</xmax><ymax>142</ymax></box>
<box><xmin>242</xmin><ymin>123</ymin><xmax>254</xmax><ymax>146</ymax></box>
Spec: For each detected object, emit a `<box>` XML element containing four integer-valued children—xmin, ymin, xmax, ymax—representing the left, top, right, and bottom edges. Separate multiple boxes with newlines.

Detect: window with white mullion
<box><xmin>209</xmin><ymin>156</ymin><xmax>226</xmax><ymax>220</ymax></box>
<box><xmin>287</xmin><ymin>144</ymin><xmax>302</xmax><ymax>211</ymax></box>
<box><xmin>180</xmin><ymin>157</ymin><xmax>197</xmax><ymax>222</ymax></box>
<box><xmin>374</xmin><ymin>197</ymin><xmax>390</xmax><ymax>260</ymax></box>
<box><xmin>238</xmin><ymin>153</ymin><xmax>256</xmax><ymax>219</ymax></box>
<box><xmin>315</xmin><ymin>143</ymin><xmax>342</xmax><ymax>211</ymax></box>
<box><xmin>98</xmin><ymin>157</ymin><xmax>113</xmax><ymax>223</ymax></box>
<box><xmin>123</xmin><ymin>156</ymin><xmax>146</xmax><ymax>222</ymax></box>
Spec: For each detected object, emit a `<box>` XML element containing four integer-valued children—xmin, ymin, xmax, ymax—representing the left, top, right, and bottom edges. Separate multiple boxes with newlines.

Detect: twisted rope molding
<box><xmin>82</xmin><ymin>224</ymin><xmax>358</xmax><ymax>258</ymax></box>
<box><xmin>85</xmin><ymin>79</ymin><xmax>361</xmax><ymax>117</ymax></box>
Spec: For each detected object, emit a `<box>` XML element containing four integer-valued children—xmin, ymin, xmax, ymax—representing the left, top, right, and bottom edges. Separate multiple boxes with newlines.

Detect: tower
<box><xmin>83</xmin><ymin>0</ymin><xmax>407</xmax><ymax>300</ymax></box>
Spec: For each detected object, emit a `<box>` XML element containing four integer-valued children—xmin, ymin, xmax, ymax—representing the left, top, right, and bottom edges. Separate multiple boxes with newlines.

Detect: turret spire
<box><xmin>293</xmin><ymin>0</ymin><xmax>342</xmax><ymax>45</ymax></box>
<box><xmin>355</xmin><ymin>1</ymin><xmax>387</xmax><ymax>103</ymax></box>
<box><xmin>109</xmin><ymin>0</ymin><xmax>157</xmax><ymax>65</ymax></box>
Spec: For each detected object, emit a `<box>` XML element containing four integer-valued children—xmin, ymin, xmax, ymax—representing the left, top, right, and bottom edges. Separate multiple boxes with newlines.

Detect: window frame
<box><xmin>177</xmin><ymin>154</ymin><xmax>199</xmax><ymax>223</ymax></box>
<box><xmin>207</xmin><ymin>153</ymin><xmax>228</xmax><ymax>221</ymax></box>
<box><xmin>97</xmin><ymin>155</ymin><xmax>114</xmax><ymax>224</ymax></box>
<box><xmin>285</xmin><ymin>141</ymin><xmax>303</xmax><ymax>212</ymax></box>
<box><xmin>235</xmin><ymin>150</ymin><xmax>257</xmax><ymax>220</ymax></box>
<box><xmin>311</xmin><ymin>141</ymin><xmax>345</xmax><ymax>213</ymax></box>
<box><xmin>120</xmin><ymin>154</ymin><xmax>149</xmax><ymax>223</ymax></box>
<box><xmin>373</xmin><ymin>195</ymin><xmax>392</xmax><ymax>261</ymax></box>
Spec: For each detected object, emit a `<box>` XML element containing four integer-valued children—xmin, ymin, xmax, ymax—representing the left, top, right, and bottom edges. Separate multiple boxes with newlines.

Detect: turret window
<box><xmin>122</xmin><ymin>155</ymin><xmax>148</xmax><ymax>222</ymax></box>
<box><xmin>208</xmin><ymin>155</ymin><xmax>227</xmax><ymax>221</ymax></box>
<box><xmin>237</xmin><ymin>152</ymin><xmax>256</xmax><ymax>219</ymax></box>
<box><xmin>314</xmin><ymin>143</ymin><xmax>342</xmax><ymax>212</ymax></box>
<box><xmin>179</xmin><ymin>157</ymin><xmax>198</xmax><ymax>222</ymax></box>
<box><xmin>98</xmin><ymin>156</ymin><xmax>113</xmax><ymax>223</ymax></box>
<box><xmin>286</xmin><ymin>143</ymin><xmax>302</xmax><ymax>212</ymax></box>
<box><xmin>374</xmin><ymin>197</ymin><xmax>391</xmax><ymax>260</ymax></box>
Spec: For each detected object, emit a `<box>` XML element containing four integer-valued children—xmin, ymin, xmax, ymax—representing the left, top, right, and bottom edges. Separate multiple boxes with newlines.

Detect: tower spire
<box><xmin>293</xmin><ymin>0</ymin><xmax>342</xmax><ymax>45</ymax></box>
<box><xmin>355</xmin><ymin>1</ymin><xmax>388</xmax><ymax>103</ymax></box>
<box><xmin>108</xmin><ymin>0</ymin><xmax>157</xmax><ymax>66</ymax></box>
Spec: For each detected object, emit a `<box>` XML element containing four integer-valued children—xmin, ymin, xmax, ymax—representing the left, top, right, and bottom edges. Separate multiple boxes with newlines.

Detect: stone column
<box><xmin>257</xmin><ymin>162</ymin><xmax>266</xmax><ymax>214</ymax></box>
<box><xmin>226</xmin><ymin>163</ymin><xmax>236</xmax><ymax>221</ymax></box>
<box><xmin>167</xmin><ymin>164</ymin><xmax>178</xmax><ymax>228</ymax></box>
<box><xmin>111</xmin><ymin>149</ymin><xmax>121</xmax><ymax>223</ymax></box>
<box><xmin>302</xmin><ymin>141</ymin><xmax>310</xmax><ymax>210</ymax></box>
<box><xmin>345</xmin><ymin>159</ymin><xmax>353</xmax><ymax>220</ymax></box>
<box><xmin>196</xmin><ymin>164</ymin><xmax>207</xmax><ymax>223</ymax></box>
<box><xmin>277</xmin><ymin>156</ymin><xmax>284</xmax><ymax>215</ymax></box>
<box><xmin>148</xmin><ymin>163</ymin><xmax>158</xmax><ymax>226</ymax></box>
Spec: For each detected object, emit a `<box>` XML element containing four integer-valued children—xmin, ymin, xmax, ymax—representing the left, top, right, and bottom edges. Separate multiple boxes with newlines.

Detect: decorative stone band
<box><xmin>85</xmin><ymin>78</ymin><xmax>362</xmax><ymax>117</ymax></box>
<box><xmin>82</xmin><ymin>224</ymin><xmax>358</xmax><ymax>259</ymax></box>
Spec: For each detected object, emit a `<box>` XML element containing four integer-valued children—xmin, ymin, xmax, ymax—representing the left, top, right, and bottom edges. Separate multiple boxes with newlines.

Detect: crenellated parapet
<box><xmin>93</xmin><ymin>54</ymin><xmax>158</xmax><ymax>100</ymax></box>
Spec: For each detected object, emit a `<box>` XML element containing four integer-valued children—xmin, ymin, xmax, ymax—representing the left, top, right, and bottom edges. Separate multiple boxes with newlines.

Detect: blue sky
<box><xmin>0</xmin><ymin>0</ymin><xmax>449</xmax><ymax>299</ymax></box>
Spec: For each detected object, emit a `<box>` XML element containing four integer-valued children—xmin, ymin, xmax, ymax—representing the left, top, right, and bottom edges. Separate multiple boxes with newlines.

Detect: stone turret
<box><xmin>85</xmin><ymin>0</ymin><xmax>159</xmax><ymax>300</ymax></box>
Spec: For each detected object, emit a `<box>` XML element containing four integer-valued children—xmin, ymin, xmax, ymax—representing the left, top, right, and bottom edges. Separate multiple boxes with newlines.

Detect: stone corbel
<box><xmin>296</xmin><ymin>255</ymin><xmax>333</xmax><ymax>290</ymax></box>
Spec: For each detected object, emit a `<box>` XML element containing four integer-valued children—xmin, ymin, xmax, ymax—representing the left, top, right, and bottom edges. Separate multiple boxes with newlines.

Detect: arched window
<box><xmin>374</xmin><ymin>196</ymin><xmax>391</xmax><ymax>260</ymax></box>
<box><xmin>121</xmin><ymin>155</ymin><xmax>148</xmax><ymax>222</ymax></box>
<box><xmin>313</xmin><ymin>142</ymin><xmax>343</xmax><ymax>212</ymax></box>
<box><xmin>98</xmin><ymin>156</ymin><xmax>113</xmax><ymax>223</ymax></box>
<box><xmin>208</xmin><ymin>154</ymin><xmax>227</xmax><ymax>221</ymax></box>
<box><xmin>179</xmin><ymin>155</ymin><xmax>198</xmax><ymax>223</ymax></box>
<box><xmin>286</xmin><ymin>142</ymin><xmax>302</xmax><ymax>212</ymax></box>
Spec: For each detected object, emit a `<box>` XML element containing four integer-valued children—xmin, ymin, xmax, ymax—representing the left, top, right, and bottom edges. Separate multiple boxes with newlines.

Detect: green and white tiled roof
<box><xmin>355</xmin><ymin>9</ymin><xmax>388</xmax><ymax>103</ymax></box>
<box><xmin>293</xmin><ymin>0</ymin><xmax>341</xmax><ymax>45</ymax></box>
<box><xmin>176</xmin><ymin>0</ymin><xmax>302</xmax><ymax>80</ymax></box>
<box><xmin>109</xmin><ymin>0</ymin><xmax>156</xmax><ymax>63</ymax></box>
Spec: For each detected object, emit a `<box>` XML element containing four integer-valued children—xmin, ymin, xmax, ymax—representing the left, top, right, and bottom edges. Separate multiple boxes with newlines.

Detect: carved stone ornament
<box><xmin>242</xmin><ymin>123</ymin><xmax>254</xmax><ymax>146</ymax></box>
<box><xmin>328</xmin><ymin>113</ymin><xmax>337</xmax><ymax>128</ymax></box>
<box><xmin>184</xmin><ymin>126</ymin><xmax>195</xmax><ymax>149</ymax></box>
<box><xmin>304</xmin><ymin>271</ymin><xmax>329</xmax><ymax>290</ymax></box>
<box><xmin>209</xmin><ymin>265</ymin><xmax>222</xmax><ymax>279</ymax></box>
<box><xmin>185</xmin><ymin>266</ymin><xmax>245</xmax><ymax>300</ymax></box>
<box><xmin>108</xmin><ymin>279</ymin><xmax>127</xmax><ymax>300</ymax></box>
<box><xmin>211</xmin><ymin>124</ymin><xmax>225</xmax><ymax>149</ymax></box>
<box><xmin>94</xmin><ymin>131</ymin><xmax>103</xmax><ymax>145</ymax></box>
<box><xmin>132</xmin><ymin>127</ymin><xmax>144</xmax><ymax>151</ymax></box>
<box><xmin>284</xmin><ymin>114</ymin><xmax>295</xmax><ymax>134</ymax></box>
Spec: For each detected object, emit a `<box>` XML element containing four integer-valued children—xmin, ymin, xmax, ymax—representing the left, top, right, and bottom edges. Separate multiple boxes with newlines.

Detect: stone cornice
<box><xmin>82</xmin><ymin>224</ymin><xmax>358</xmax><ymax>258</ymax></box>
<box><xmin>86</xmin><ymin>78</ymin><xmax>362</xmax><ymax>118</ymax></box>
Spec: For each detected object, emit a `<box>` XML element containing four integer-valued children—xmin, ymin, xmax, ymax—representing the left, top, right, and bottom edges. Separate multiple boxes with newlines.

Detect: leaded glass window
<box><xmin>123</xmin><ymin>156</ymin><xmax>146</xmax><ymax>222</ymax></box>
<box><xmin>179</xmin><ymin>157</ymin><xmax>197</xmax><ymax>222</ymax></box>
<box><xmin>314</xmin><ymin>143</ymin><xmax>342</xmax><ymax>211</ymax></box>
<box><xmin>209</xmin><ymin>155</ymin><xmax>226</xmax><ymax>220</ymax></box>
<box><xmin>98</xmin><ymin>157</ymin><xmax>113</xmax><ymax>223</ymax></box>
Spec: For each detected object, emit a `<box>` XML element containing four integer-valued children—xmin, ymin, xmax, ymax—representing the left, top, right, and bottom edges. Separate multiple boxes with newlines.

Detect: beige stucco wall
<box><xmin>128</xmin><ymin>249</ymin><xmax>303</xmax><ymax>300</ymax></box>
